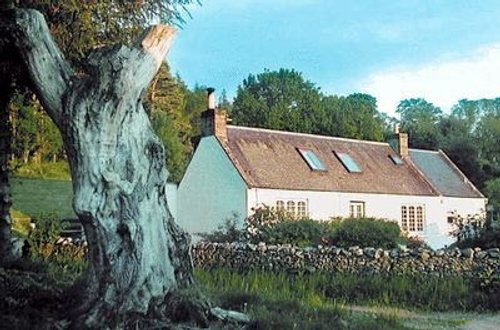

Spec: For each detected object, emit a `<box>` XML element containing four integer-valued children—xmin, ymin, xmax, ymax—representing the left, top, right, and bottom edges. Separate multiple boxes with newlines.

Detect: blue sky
<box><xmin>169</xmin><ymin>0</ymin><xmax>500</xmax><ymax>116</ymax></box>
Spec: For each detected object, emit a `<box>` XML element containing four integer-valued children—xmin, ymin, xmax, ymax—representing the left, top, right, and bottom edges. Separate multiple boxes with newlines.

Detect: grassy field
<box><xmin>195</xmin><ymin>268</ymin><xmax>499</xmax><ymax>329</ymax></box>
<box><xmin>11</xmin><ymin>177</ymin><xmax>75</xmax><ymax>219</ymax></box>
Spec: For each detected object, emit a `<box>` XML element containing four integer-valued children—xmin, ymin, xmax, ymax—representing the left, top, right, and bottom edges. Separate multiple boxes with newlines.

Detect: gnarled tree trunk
<box><xmin>0</xmin><ymin>58</ymin><xmax>14</xmax><ymax>263</ymax></box>
<box><xmin>0</xmin><ymin>8</ymin><xmax>237</xmax><ymax>329</ymax></box>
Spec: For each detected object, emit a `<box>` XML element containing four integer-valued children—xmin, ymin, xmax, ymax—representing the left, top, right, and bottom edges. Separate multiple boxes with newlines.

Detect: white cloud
<box><xmin>361</xmin><ymin>43</ymin><xmax>500</xmax><ymax>117</ymax></box>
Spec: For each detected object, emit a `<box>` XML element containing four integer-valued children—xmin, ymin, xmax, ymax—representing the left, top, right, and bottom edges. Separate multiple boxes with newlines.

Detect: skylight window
<box><xmin>389</xmin><ymin>154</ymin><xmax>404</xmax><ymax>165</ymax></box>
<box><xmin>298</xmin><ymin>149</ymin><xmax>327</xmax><ymax>171</ymax></box>
<box><xmin>334</xmin><ymin>152</ymin><xmax>363</xmax><ymax>173</ymax></box>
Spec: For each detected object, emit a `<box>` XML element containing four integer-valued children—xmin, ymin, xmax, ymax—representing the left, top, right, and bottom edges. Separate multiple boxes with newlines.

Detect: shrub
<box><xmin>400</xmin><ymin>234</ymin><xmax>432</xmax><ymax>250</ymax></box>
<box><xmin>245</xmin><ymin>205</ymin><xmax>288</xmax><ymax>241</ymax></box>
<box><xmin>199</xmin><ymin>213</ymin><xmax>243</xmax><ymax>243</ymax></box>
<box><xmin>29</xmin><ymin>213</ymin><xmax>63</xmax><ymax>259</ymax></box>
<box><xmin>258</xmin><ymin>219</ymin><xmax>327</xmax><ymax>247</ymax></box>
<box><xmin>327</xmin><ymin>217</ymin><xmax>401</xmax><ymax>249</ymax></box>
<box><xmin>28</xmin><ymin>213</ymin><xmax>88</xmax><ymax>281</ymax></box>
<box><xmin>457</xmin><ymin>227</ymin><xmax>500</xmax><ymax>249</ymax></box>
<box><xmin>449</xmin><ymin>213</ymin><xmax>486</xmax><ymax>243</ymax></box>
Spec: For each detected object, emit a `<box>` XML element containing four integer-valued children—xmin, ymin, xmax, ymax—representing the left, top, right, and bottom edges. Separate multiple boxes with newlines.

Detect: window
<box><xmin>401</xmin><ymin>205</ymin><xmax>425</xmax><ymax>232</ymax></box>
<box><xmin>298</xmin><ymin>149</ymin><xmax>327</xmax><ymax>171</ymax></box>
<box><xmin>349</xmin><ymin>201</ymin><xmax>365</xmax><ymax>218</ymax></box>
<box><xmin>287</xmin><ymin>201</ymin><xmax>296</xmax><ymax>215</ymax></box>
<box><xmin>334</xmin><ymin>152</ymin><xmax>362</xmax><ymax>173</ymax></box>
<box><xmin>389</xmin><ymin>154</ymin><xmax>404</xmax><ymax>165</ymax></box>
<box><xmin>401</xmin><ymin>206</ymin><xmax>408</xmax><ymax>231</ymax></box>
<box><xmin>276</xmin><ymin>199</ymin><xmax>308</xmax><ymax>218</ymax></box>
<box><xmin>408</xmin><ymin>206</ymin><xmax>415</xmax><ymax>231</ymax></box>
<box><xmin>416</xmin><ymin>206</ymin><xmax>424</xmax><ymax>231</ymax></box>
<box><xmin>297</xmin><ymin>201</ymin><xmax>307</xmax><ymax>218</ymax></box>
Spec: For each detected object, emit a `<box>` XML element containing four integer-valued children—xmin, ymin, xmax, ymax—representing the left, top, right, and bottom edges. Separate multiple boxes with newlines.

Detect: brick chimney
<box><xmin>390</xmin><ymin>125</ymin><xmax>409</xmax><ymax>157</ymax></box>
<box><xmin>201</xmin><ymin>88</ymin><xmax>228</xmax><ymax>140</ymax></box>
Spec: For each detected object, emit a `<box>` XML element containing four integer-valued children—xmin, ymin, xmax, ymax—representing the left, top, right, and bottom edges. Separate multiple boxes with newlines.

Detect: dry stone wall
<box><xmin>193</xmin><ymin>242</ymin><xmax>500</xmax><ymax>277</ymax></box>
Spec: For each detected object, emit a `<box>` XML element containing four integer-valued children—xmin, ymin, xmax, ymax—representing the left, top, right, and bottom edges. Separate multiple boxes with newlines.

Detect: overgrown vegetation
<box><xmin>12</xmin><ymin>160</ymin><xmax>71</xmax><ymax>181</ymax></box>
<box><xmin>27</xmin><ymin>213</ymin><xmax>87</xmax><ymax>282</ymax></box>
<box><xmin>198</xmin><ymin>213</ymin><xmax>243</xmax><ymax>243</ymax></box>
<box><xmin>1</xmin><ymin>213</ymin><xmax>88</xmax><ymax>328</ymax></box>
<box><xmin>203</xmin><ymin>206</ymin><xmax>406</xmax><ymax>249</ymax></box>
<box><xmin>196</xmin><ymin>268</ymin><xmax>500</xmax><ymax>313</ymax></box>
<box><xmin>196</xmin><ymin>269</ymin><xmax>407</xmax><ymax>329</ymax></box>
<box><xmin>457</xmin><ymin>227</ymin><xmax>500</xmax><ymax>249</ymax></box>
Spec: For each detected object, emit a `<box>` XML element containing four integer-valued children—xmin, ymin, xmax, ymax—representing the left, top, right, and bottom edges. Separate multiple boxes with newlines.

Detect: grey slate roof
<box><xmin>409</xmin><ymin>149</ymin><xmax>484</xmax><ymax>198</ymax></box>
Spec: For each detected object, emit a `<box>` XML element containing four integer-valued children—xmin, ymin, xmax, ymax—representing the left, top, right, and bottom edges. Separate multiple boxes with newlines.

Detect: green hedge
<box><xmin>326</xmin><ymin>217</ymin><xmax>401</xmax><ymax>249</ymax></box>
<box><xmin>246</xmin><ymin>215</ymin><xmax>402</xmax><ymax>249</ymax></box>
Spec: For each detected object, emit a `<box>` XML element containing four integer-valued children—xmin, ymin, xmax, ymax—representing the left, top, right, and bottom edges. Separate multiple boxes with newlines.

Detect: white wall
<box><xmin>248</xmin><ymin>188</ymin><xmax>487</xmax><ymax>249</ymax></box>
<box><xmin>177</xmin><ymin>136</ymin><xmax>247</xmax><ymax>242</ymax></box>
<box><xmin>165</xmin><ymin>183</ymin><xmax>178</xmax><ymax>220</ymax></box>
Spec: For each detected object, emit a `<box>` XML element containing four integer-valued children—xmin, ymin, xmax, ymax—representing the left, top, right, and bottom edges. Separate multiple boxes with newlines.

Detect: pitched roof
<box><xmin>218</xmin><ymin>126</ymin><xmax>440</xmax><ymax>196</ymax></box>
<box><xmin>409</xmin><ymin>149</ymin><xmax>484</xmax><ymax>198</ymax></box>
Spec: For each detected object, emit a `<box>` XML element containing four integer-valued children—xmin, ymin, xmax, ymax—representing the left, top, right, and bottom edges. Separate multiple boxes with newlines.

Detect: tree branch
<box><xmin>138</xmin><ymin>25</ymin><xmax>177</xmax><ymax>71</ymax></box>
<box><xmin>0</xmin><ymin>9</ymin><xmax>75</xmax><ymax>125</ymax></box>
<box><xmin>129</xmin><ymin>25</ymin><xmax>176</xmax><ymax>91</ymax></box>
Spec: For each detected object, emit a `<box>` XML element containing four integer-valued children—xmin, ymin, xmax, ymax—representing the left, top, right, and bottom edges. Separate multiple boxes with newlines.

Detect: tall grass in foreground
<box><xmin>195</xmin><ymin>268</ymin><xmax>495</xmax><ymax>313</ymax></box>
<box><xmin>195</xmin><ymin>269</ymin><xmax>409</xmax><ymax>329</ymax></box>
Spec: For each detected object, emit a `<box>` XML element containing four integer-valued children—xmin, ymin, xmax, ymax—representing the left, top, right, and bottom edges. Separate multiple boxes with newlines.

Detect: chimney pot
<box><xmin>201</xmin><ymin>87</ymin><xmax>228</xmax><ymax>140</ymax></box>
<box><xmin>207</xmin><ymin>87</ymin><xmax>216</xmax><ymax>110</ymax></box>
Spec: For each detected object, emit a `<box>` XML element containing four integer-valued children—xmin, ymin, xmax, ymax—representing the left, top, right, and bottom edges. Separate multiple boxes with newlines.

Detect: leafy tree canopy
<box><xmin>232</xmin><ymin>68</ymin><xmax>324</xmax><ymax>134</ymax></box>
<box><xmin>17</xmin><ymin>0</ymin><xmax>199</xmax><ymax>66</ymax></box>
<box><xmin>232</xmin><ymin>68</ymin><xmax>386</xmax><ymax>140</ymax></box>
<box><xmin>397</xmin><ymin>98</ymin><xmax>443</xmax><ymax>149</ymax></box>
<box><xmin>146</xmin><ymin>64</ymin><xmax>193</xmax><ymax>183</ymax></box>
<box><xmin>321</xmin><ymin>93</ymin><xmax>386</xmax><ymax>141</ymax></box>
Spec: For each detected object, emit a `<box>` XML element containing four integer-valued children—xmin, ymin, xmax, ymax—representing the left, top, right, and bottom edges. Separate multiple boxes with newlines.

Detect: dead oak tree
<box><xmin>0</xmin><ymin>7</ymin><xmax>246</xmax><ymax>329</ymax></box>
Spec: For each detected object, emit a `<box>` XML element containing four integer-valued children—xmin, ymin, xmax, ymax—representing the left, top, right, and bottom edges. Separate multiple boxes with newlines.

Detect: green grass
<box><xmin>11</xmin><ymin>177</ymin><xmax>75</xmax><ymax>218</ymax></box>
<box><xmin>195</xmin><ymin>269</ymin><xmax>410</xmax><ymax>329</ymax></box>
<box><xmin>195</xmin><ymin>268</ymin><xmax>497</xmax><ymax>316</ymax></box>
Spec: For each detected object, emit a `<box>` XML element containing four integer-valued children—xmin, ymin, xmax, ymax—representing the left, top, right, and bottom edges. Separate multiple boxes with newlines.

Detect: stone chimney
<box><xmin>398</xmin><ymin>132</ymin><xmax>409</xmax><ymax>157</ymax></box>
<box><xmin>390</xmin><ymin>125</ymin><xmax>409</xmax><ymax>157</ymax></box>
<box><xmin>201</xmin><ymin>88</ymin><xmax>228</xmax><ymax>140</ymax></box>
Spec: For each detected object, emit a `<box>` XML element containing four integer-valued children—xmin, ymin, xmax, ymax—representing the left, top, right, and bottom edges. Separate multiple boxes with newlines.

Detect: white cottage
<box><xmin>177</xmin><ymin>100</ymin><xmax>486</xmax><ymax>249</ymax></box>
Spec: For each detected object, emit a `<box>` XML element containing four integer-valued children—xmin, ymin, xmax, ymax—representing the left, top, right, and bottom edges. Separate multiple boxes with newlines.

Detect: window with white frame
<box><xmin>275</xmin><ymin>199</ymin><xmax>308</xmax><ymax>218</ymax></box>
<box><xmin>287</xmin><ymin>201</ymin><xmax>296</xmax><ymax>215</ymax></box>
<box><xmin>275</xmin><ymin>200</ymin><xmax>285</xmax><ymax>212</ymax></box>
<box><xmin>297</xmin><ymin>201</ymin><xmax>307</xmax><ymax>218</ymax></box>
<box><xmin>401</xmin><ymin>205</ymin><xmax>425</xmax><ymax>232</ymax></box>
<box><xmin>349</xmin><ymin>201</ymin><xmax>365</xmax><ymax>218</ymax></box>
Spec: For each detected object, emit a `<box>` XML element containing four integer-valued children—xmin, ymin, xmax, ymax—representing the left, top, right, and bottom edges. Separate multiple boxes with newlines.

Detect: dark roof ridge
<box><xmin>226</xmin><ymin>125</ymin><xmax>389</xmax><ymax>146</ymax></box>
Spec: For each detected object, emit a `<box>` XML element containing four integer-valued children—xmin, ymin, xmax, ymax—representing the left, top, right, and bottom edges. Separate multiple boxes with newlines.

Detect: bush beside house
<box><xmin>201</xmin><ymin>206</ymin><xmax>407</xmax><ymax>249</ymax></box>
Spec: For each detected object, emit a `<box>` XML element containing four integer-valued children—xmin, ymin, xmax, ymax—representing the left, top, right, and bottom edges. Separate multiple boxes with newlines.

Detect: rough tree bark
<box><xmin>0</xmin><ymin>1</ymin><xmax>22</xmax><ymax>262</ymax></box>
<box><xmin>0</xmin><ymin>58</ymin><xmax>14</xmax><ymax>263</ymax></box>
<box><xmin>0</xmin><ymin>8</ymin><xmax>245</xmax><ymax>329</ymax></box>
